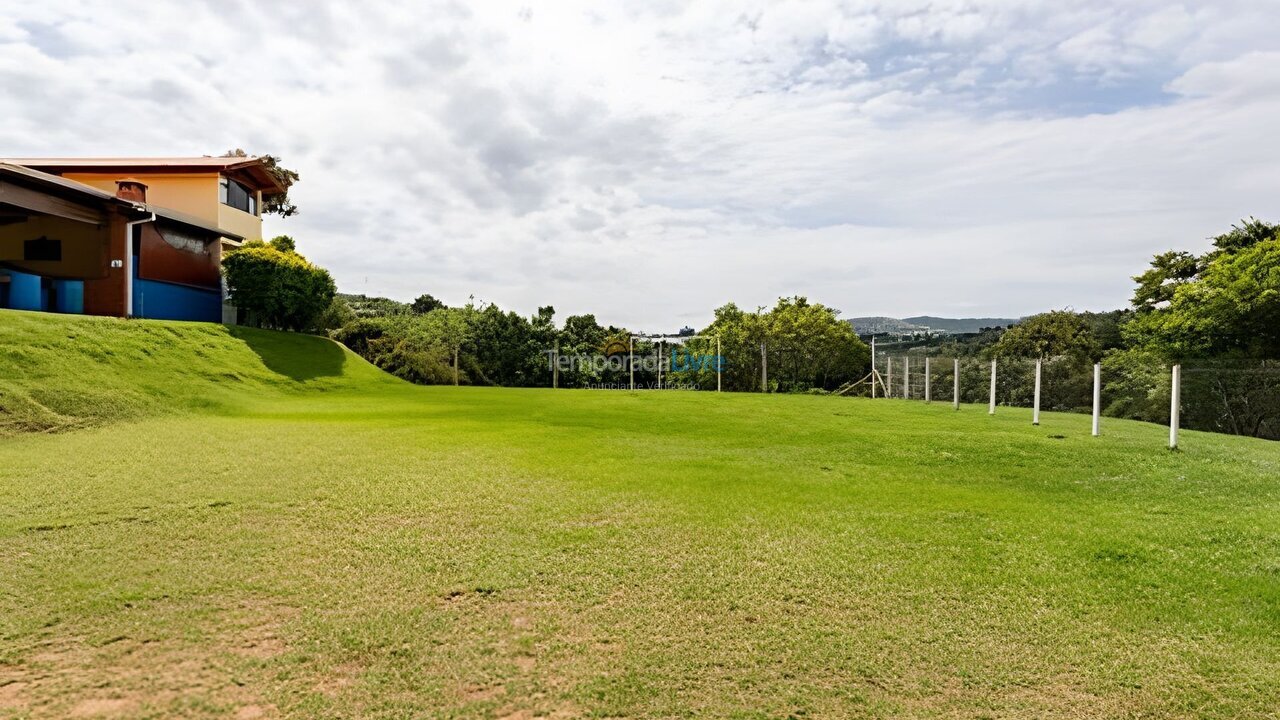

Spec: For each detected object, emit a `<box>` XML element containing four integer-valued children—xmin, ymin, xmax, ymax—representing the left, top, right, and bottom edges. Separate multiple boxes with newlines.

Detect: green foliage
<box><xmin>687</xmin><ymin>297</ymin><xmax>869</xmax><ymax>392</ymax></box>
<box><xmin>468</xmin><ymin>304</ymin><xmax>543</xmax><ymax>386</ymax></box>
<box><xmin>330</xmin><ymin>306</ymin><xmax>481</xmax><ymax>386</ymax></box>
<box><xmin>222</xmin><ymin>238</ymin><xmax>336</xmax><ymax>332</ymax></box>
<box><xmin>993</xmin><ymin>310</ymin><xmax>1100</xmax><ymax>361</ymax></box>
<box><xmin>329</xmin><ymin>296</ymin><xmax>869</xmax><ymax>393</ymax></box>
<box><xmin>314</xmin><ymin>295</ymin><xmax>356</xmax><ymax>333</ymax></box>
<box><xmin>556</xmin><ymin>314</ymin><xmax>628</xmax><ymax>388</ymax></box>
<box><xmin>1210</xmin><ymin>217</ymin><xmax>1279</xmax><ymax>255</ymax></box>
<box><xmin>1131</xmin><ymin>251</ymin><xmax>1200</xmax><ymax>312</ymax></box>
<box><xmin>1127</xmin><ymin>237</ymin><xmax>1280</xmax><ymax>359</ymax></box>
<box><xmin>411</xmin><ymin>294</ymin><xmax>446</xmax><ymax>314</ymax></box>
<box><xmin>1080</xmin><ymin>310</ymin><xmax>1129</xmax><ymax>353</ymax></box>
<box><xmin>421</xmin><ymin>305</ymin><xmax>479</xmax><ymax>385</ymax></box>
<box><xmin>268</xmin><ymin>235</ymin><xmax>296</xmax><ymax>253</ymax></box>
<box><xmin>338</xmin><ymin>293</ymin><xmax>411</xmax><ymax>318</ymax></box>
<box><xmin>1099</xmin><ymin>348</ymin><xmax>1171</xmax><ymax>424</ymax></box>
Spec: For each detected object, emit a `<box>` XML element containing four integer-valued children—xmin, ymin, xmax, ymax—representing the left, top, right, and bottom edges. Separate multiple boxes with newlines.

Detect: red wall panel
<box><xmin>137</xmin><ymin>222</ymin><xmax>219</xmax><ymax>289</ymax></box>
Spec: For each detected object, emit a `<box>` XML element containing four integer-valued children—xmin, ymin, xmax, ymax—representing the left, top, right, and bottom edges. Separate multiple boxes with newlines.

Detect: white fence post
<box><xmin>629</xmin><ymin>337</ymin><xmax>635</xmax><ymax>391</ymax></box>
<box><xmin>953</xmin><ymin>359</ymin><xmax>960</xmax><ymax>411</ymax></box>
<box><xmin>1169</xmin><ymin>364</ymin><xmax>1181</xmax><ymax>450</ymax></box>
<box><xmin>1032</xmin><ymin>358</ymin><xmax>1042</xmax><ymax>426</ymax></box>
<box><xmin>924</xmin><ymin>357</ymin><xmax>931</xmax><ymax>403</ymax></box>
<box><xmin>870</xmin><ymin>337</ymin><xmax>876</xmax><ymax>399</ymax></box>
<box><xmin>716</xmin><ymin>336</ymin><xmax>722</xmax><ymax>393</ymax></box>
<box><xmin>988</xmin><ymin>359</ymin><xmax>997</xmax><ymax>415</ymax></box>
<box><xmin>658</xmin><ymin>340</ymin><xmax>663</xmax><ymax>389</ymax></box>
<box><xmin>903</xmin><ymin>357</ymin><xmax>910</xmax><ymax>399</ymax></box>
<box><xmin>760</xmin><ymin>341</ymin><xmax>767</xmax><ymax>393</ymax></box>
<box><xmin>1092</xmin><ymin>362</ymin><xmax>1101</xmax><ymax>436</ymax></box>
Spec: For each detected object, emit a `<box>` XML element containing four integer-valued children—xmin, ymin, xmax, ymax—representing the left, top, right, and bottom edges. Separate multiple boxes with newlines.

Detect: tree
<box><xmin>1131</xmin><ymin>251</ymin><xmax>1200</xmax><ymax>312</ymax></box>
<box><xmin>1131</xmin><ymin>218</ymin><xmax>1280</xmax><ymax>313</ymax></box>
<box><xmin>221</xmin><ymin>149</ymin><xmax>300</xmax><ymax>218</ymax></box>
<box><xmin>1208</xmin><ymin>217</ymin><xmax>1278</xmax><ymax>255</ymax></box>
<box><xmin>315</xmin><ymin>295</ymin><xmax>356</xmax><ymax>332</ymax></box>
<box><xmin>1127</xmin><ymin>237</ymin><xmax>1280</xmax><ymax>359</ymax></box>
<box><xmin>421</xmin><ymin>304</ymin><xmax>478</xmax><ymax>385</ymax></box>
<box><xmin>993</xmin><ymin>310</ymin><xmax>1100</xmax><ymax>361</ymax></box>
<box><xmin>339</xmin><ymin>293</ymin><xmax>411</xmax><ymax>318</ymax></box>
<box><xmin>1120</xmin><ymin>219</ymin><xmax>1280</xmax><ymax>439</ymax></box>
<box><xmin>694</xmin><ymin>297</ymin><xmax>869</xmax><ymax>392</ymax></box>
<box><xmin>269</xmin><ymin>235</ymin><xmax>296</xmax><ymax>253</ymax></box>
<box><xmin>469</xmin><ymin>303</ymin><xmax>539</xmax><ymax>386</ymax></box>
<box><xmin>411</xmin><ymin>294</ymin><xmax>445</xmax><ymax>315</ymax></box>
<box><xmin>222</xmin><ymin>239</ymin><xmax>336</xmax><ymax>331</ymax></box>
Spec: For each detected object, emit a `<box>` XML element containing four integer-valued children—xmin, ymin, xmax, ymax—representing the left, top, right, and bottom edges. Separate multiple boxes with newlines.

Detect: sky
<box><xmin>2</xmin><ymin>1</ymin><xmax>1278</xmax><ymax>331</ymax></box>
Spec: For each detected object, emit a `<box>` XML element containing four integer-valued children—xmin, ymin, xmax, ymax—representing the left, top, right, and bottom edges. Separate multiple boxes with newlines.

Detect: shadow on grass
<box><xmin>229</xmin><ymin>326</ymin><xmax>346</xmax><ymax>381</ymax></box>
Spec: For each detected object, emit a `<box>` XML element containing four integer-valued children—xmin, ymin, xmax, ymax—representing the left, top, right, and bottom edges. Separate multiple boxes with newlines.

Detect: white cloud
<box><xmin>1</xmin><ymin>0</ymin><xmax>1278</xmax><ymax>330</ymax></box>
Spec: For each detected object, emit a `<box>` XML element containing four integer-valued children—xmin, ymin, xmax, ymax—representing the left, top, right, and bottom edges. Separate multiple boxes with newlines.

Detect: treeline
<box><xmin>226</xmin><ymin>219</ymin><xmax>1278</xmax><ymax>438</ymax></box>
<box><xmin>888</xmin><ymin>219</ymin><xmax>1280</xmax><ymax>439</ymax></box>
<box><xmin>324</xmin><ymin>294</ymin><xmax>870</xmax><ymax>393</ymax></box>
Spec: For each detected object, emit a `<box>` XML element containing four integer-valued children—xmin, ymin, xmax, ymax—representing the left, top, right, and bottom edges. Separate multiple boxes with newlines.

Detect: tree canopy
<box><xmin>1127</xmin><ymin>235</ymin><xmax>1280</xmax><ymax>359</ymax></box>
<box><xmin>993</xmin><ymin>310</ymin><xmax>1100</xmax><ymax>361</ymax></box>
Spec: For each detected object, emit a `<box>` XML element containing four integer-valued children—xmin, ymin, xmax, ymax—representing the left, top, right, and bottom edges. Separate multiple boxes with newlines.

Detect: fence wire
<box><xmin>872</xmin><ymin>355</ymin><xmax>1280</xmax><ymax>442</ymax></box>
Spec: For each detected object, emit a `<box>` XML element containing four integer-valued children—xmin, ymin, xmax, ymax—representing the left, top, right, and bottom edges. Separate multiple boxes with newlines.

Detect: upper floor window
<box><xmin>219</xmin><ymin>177</ymin><xmax>258</xmax><ymax>216</ymax></box>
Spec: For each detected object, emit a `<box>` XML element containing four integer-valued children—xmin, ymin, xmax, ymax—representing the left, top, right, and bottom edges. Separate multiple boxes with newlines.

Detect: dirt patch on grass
<box><xmin>0</xmin><ymin>602</ymin><xmax>295</xmax><ymax>719</ymax></box>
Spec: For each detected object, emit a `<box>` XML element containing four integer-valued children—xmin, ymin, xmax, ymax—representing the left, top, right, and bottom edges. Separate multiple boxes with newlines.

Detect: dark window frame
<box><xmin>219</xmin><ymin>176</ymin><xmax>258</xmax><ymax>216</ymax></box>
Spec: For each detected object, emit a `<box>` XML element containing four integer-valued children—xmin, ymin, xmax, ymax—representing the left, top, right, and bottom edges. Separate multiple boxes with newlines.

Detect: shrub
<box><xmin>223</xmin><ymin>240</ymin><xmax>336</xmax><ymax>332</ymax></box>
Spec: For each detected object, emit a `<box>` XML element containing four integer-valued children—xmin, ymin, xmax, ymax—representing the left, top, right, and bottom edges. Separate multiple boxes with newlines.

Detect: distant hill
<box><xmin>902</xmin><ymin>316</ymin><xmax>1020</xmax><ymax>334</ymax></box>
<box><xmin>848</xmin><ymin>315</ymin><xmax>1020</xmax><ymax>335</ymax></box>
<box><xmin>847</xmin><ymin>316</ymin><xmax>927</xmax><ymax>335</ymax></box>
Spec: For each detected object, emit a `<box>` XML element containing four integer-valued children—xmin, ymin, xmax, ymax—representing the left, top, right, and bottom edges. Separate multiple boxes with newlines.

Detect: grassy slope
<box><xmin>0</xmin><ymin>310</ymin><xmax>396</xmax><ymax>435</ymax></box>
<box><xmin>1</xmin><ymin>312</ymin><xmax>1278</xmax><ymax>719</ymax></box>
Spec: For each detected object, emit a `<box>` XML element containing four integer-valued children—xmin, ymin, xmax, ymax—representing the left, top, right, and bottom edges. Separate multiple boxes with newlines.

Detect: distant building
<box><xmin>0</xmin><ymin>157</ymin><xmax>285</xmax><ymax>322</ymax></box>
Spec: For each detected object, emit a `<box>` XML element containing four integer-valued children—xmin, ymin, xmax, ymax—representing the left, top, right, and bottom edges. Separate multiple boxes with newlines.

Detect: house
<box><xmin>0</xmin><ymin>156</ymin><xmax>286</xmax><ymax>323</ymax></box>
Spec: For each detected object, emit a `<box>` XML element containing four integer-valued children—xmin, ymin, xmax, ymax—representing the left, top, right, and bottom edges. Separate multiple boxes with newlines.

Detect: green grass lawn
<box><xmin>1</xmin><ymin>311</ymin><xmax>1278</xmax><ymax>718</ymax></box>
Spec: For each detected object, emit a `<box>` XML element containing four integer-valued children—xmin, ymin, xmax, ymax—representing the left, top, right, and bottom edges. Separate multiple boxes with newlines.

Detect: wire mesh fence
<box><xmin>869</xmin><ymin>354</ymin><xmax>1280</xmax><ymax>444</ymax></box>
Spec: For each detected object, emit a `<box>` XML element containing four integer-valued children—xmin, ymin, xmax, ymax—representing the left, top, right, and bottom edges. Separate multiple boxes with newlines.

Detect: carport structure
<box><xmin>0</xmin><ymin>163</ymin><xmax>235</xmax><ymax>320</ymax></box>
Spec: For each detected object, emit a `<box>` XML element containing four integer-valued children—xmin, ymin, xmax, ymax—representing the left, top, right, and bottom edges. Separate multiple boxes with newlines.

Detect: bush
<box><xmin>223</xmin><ymin>240</ymin><xmax>336</xmax><ymax>332</ymax></box>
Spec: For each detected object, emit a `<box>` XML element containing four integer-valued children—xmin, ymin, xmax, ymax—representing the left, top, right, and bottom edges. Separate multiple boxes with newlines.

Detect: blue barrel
<box><xmin>55</xmin><ymin>279</ymin><xmax>84</xmax><ymax>314</ymax></box>
<box><xmin>6</xmin><ymin>270</ymin><xmax>41</xmax><ymax>311</ymax></box>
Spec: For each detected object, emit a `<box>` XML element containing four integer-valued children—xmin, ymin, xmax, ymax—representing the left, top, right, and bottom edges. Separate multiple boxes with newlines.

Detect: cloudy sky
<box><xmin>3</xmin><ymin>2</ymin><xmax>1278</xmax><ymax>330</ymax></box>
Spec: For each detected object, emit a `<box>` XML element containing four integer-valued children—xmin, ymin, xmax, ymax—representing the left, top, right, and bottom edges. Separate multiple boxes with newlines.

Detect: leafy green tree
<box><xmin>315</xmin><ymin>295</ymin><xmax>356</xmax><ymax>332</ymax></box>
<box><xmin>469</xmin><ymin>304</ymin><xmax>541</xmax><ymax>386</ymax></box>
<box><xmin>1131</xmin><ymin>219</ymin><xmax>1279</xmax><ymax>314</ymax></box>
<box><xmin>1208</xmin><ymin>217</ymin><xmax>1278</xmax><ymax>255</ymax></box>
<box><xmin>421</xmin><ymin>304</ymin><xmax>479</xmax><ymax>385</ymax></box>
<box><xmin>1120</xmin><ymin>219</ymin><xmax>1280</xmax><ymax>439</ymax></box>
<box><xmin>268</xmin><ymin>235</ymin><xmax>296</xmax><ymax>253</ymax></box>
<box><xmin>1127</xmin><ymin>237</ymin><xmax>1280</xmax><ymax>359</ymax></box>
<box><xmin>338</xmin><ymin>293</ymin><xmax>410</xmax><ymax>318</ymax></box>
<box><xmin>994</xmin><ymin>310</ymin><xmax>1100</xmax><ymax>361</ymax></box>
<box><xmin>1132</xmin><ymin>251</ymin><xmax>1201</xmax><ymax>312</ymax></box>
<box><xmin>411</xmin><ymin>294</ymin><xmax>446</xmax><ymax>315</ymax></box>
<box><xmin>223</xmin><ymin>240</ymin><xmax>336</xmax><ymax>331</ymax></box>
<box><xmin>692</xmin><ymin>297</ymin><xmax>868</xmax><ymax>392</ymax></box>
